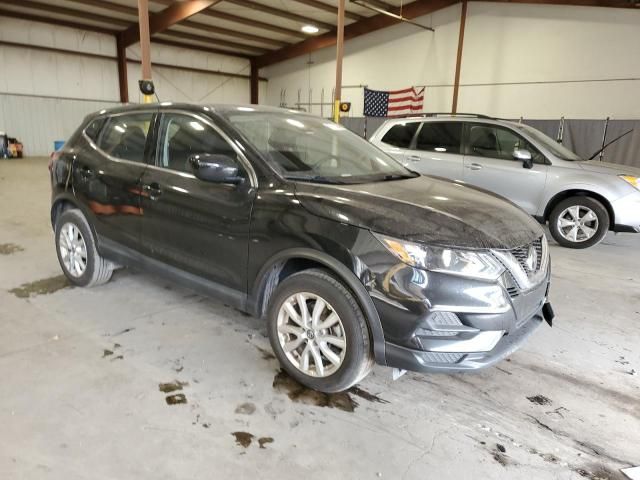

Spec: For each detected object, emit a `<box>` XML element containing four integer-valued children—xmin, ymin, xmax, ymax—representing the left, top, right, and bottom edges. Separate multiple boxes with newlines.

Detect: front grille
<box><xmin>492</xmin><ymin>236</ymin><xmax>549</xmax><ymax>293</ymax></box>
<box><xmin>510</xmin><ymin>237</ymin><xmax>543</xmax><ymax>277</ymax></box>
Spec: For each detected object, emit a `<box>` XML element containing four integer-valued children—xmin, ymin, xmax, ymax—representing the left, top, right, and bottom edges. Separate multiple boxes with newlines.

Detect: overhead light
<box><xmin>301</xmin><ymin>25</ymin><xmax>319</xmax><ymax>34</ymax></box>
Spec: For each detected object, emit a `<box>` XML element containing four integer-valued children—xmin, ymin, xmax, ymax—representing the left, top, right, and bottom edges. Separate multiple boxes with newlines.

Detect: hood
<box><xmin>578</xmin><ymin>160</ymin><xmax>640</xmax><ymax>176</ymax></box>
<box><xmin>294</xmin><ymin>176</ymin><xmax>543</xmax><ymax>250</ymax></box>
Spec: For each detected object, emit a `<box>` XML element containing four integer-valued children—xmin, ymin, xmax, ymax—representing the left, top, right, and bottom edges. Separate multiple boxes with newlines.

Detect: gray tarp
<box><xmin>342</xmin><ymin>117</ymin><xmax>640</xmax><ymax>169</ymax></box>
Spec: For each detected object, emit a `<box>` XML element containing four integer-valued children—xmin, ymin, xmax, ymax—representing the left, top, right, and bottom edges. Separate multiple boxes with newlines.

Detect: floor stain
<box><xmin>102</xmin><ymin>349</ymin><xmax>113</xmax><ymax>358</ymax></box>
<box><xmin>9</xmin><ymin>275</ymin><xmax>70</xmax><ymax>298</ymax></box>
<box><xmin>111</xmin><ymin>355</ymin><xmax>123</xmax><ymax>361</ymax></box>
<box><xmin>0</xmin><ymin>243</ymin><xmax>23</xmax><ymax>255</ymax></box>
<box><xmin>165</xmin><ymin>394</ymin><xmax>187</xmax><ymax>405</ymax></box>
<box><xmin>159</xmin><ymin>381</ymin><xmax>188</xmax><ymax>393</ymax></box>
<box><xmin>496</xmin><ymin>444</ymin><xmax>506</xmax><ymax>453</ymax></box>
<box><xmin>112</xmin><ymin>327</ymin><xmax>135</xmax><ymax>336</ymax></box>
<box><xmin>492</xmin><ymin>450</ymin><xmax>511</xmax><ymax>467</ymax></box>
<box><xmin>235</xmin><ymin>402</ymin><xmax>256</xmax><ymax>415</ymax></box>
<box><xmin>349</xmin><ymin>386</ymin><xmax>390</xmax><ymax>404</ymax></box>
<box><xmin>527</xmin><ymin>394</ymin><xmax>552</xmax><ymax>406</ymax></box>
<box><xmin>258</xmin><ymin>437</ymin><xmax>274</xmax><ymax>449</ymax></box>
<box><xmin>573</xmin><ymin>464</ymin><xmax>626</xmax><ymax>480</ymax></box>
<box><xmin>254</xmin><ymin>345</ymin><xmax>276</xmax><ymax>361</ymax></box>
<box><xmin>232</xmin><ymin>431</ymin><xmax>254</xmax><ymax>448</ymax></box>
<box><xmin>273</xmin><ymin>370</ymin><xmax>357</xmax><ymax>412</ymax></box>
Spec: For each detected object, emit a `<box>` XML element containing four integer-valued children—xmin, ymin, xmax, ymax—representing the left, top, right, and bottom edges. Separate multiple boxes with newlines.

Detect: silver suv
<box><xmin>370</xmin><ymin>114</ymin><xmax>640</xmax><ymax>249</ymax></box>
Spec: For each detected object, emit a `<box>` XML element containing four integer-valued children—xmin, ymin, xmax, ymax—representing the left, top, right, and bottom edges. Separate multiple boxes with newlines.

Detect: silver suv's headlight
<box><xmin>619</xmin><ymin>175</ymin><xmax>640</xmax><ymax>191</ymax></box>
<box><xmin>374</xmin><ymin>234</ymin><xmax>505</xmax><ymax>281</ymax></box>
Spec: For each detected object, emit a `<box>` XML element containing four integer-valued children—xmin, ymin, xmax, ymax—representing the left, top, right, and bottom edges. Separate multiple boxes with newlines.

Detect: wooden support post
<box><xmin>116</xmin><ymin>35</ymin><xmax>129</xmax><ymax>103</ymax></box>
<box><xmin>451</xmin><ymin>0</ymin><xmax>467</xmax><ymax>114</ymax></box>
<box><xmin>250</xmin><ymin>60</ymin><xmax>259</xmax><ymax>104</ymax></box>
<box><xmin>333</xmin><ymin>0</ymin><xmax>346</xmax><ymax>123</ymax></box>
<box><xmin>137</xmin><ymin>0</ymin><xmax>153</xmax><ymax>103</ymax></box>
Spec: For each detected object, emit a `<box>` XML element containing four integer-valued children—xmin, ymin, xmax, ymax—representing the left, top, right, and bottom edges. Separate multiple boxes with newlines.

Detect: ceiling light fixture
<box><xmin>301</xmin><ymin>25</ymin><xmax>320</xmax><ymax>34</ymax></box>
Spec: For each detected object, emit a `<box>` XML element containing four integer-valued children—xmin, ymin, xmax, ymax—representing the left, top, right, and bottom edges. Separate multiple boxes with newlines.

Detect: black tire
<box><xmin>54</xmin><ymin>208</ymin><xmax>113</xmax><ymax>287</ymax></box>
<box><xmin>548</xmin><ymin>196</ymin><xmax>609</xmax><ymax>249</ymax></box>
<box><xmin>267</xmin><ymin>269</ymin><xmax>373</xmax><ymax>393</ymax></box>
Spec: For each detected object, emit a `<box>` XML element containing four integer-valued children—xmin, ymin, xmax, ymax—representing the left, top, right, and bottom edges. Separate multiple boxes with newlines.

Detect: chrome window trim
<box><xmin>154</xmin><ymin>109</ymin><xmax>258</xmax><ymax>188</ymax></box>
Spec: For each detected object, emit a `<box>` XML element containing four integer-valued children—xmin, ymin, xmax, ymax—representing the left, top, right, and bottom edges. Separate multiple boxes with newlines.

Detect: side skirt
<box><xmin>98</xmin><ymin>236</ymin><xmax>248</xmax><ymax>311</ymax></box>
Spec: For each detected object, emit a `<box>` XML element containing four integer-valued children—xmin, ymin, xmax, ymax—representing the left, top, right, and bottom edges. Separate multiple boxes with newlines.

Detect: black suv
<box><xmin>50</xmin><ymin>104</ymin><xmax>554</xmax><ymax>392</ymax></box>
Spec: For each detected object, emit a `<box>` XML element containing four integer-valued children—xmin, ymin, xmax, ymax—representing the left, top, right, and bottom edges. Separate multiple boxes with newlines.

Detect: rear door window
<box><xmin>415</xmin><ymin>122</ymin><xmax>463</xmax><ymax>154</ymax></box>
<box><xmin>96</xmin><ymin>112</ymin><xmax>155</xmax><ymax>163</ymax></box>
<box><xmin>380</xmin><ymin>122</ymin><xmax>419</xmax><ymax>148</ymax></box>
<box><xmin>84</xmin><ymin>117</ymin><xmax>107</xmax><ymax>142</ymax></box>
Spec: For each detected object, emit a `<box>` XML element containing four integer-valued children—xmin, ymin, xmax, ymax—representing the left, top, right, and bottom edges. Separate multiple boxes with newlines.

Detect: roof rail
<box><xmin>394</xmin><ymin>112</ymin><xmax>495</xmax><ymax>119</ymax></box>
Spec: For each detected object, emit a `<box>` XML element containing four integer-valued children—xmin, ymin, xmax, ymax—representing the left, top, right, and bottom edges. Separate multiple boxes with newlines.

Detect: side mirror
<box><xmin>188</xmin><ymin>153</ymin><xmax>243</xmax><ymax>184</ymax></box>
<box><xmin>513</xmin><ymin>149</ymin><xmax>533</xmax><ymax>169</ymax></box>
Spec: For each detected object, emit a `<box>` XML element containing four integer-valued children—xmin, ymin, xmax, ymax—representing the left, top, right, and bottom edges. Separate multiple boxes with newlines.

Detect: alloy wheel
<box><xmin>276</xmin><ymin>292</ymin><xmax>346</xmax><ymax>378</ymax></box>
<box><xmin>59</xmin><ymin>222</ymin><xmax>88</xmax><ymax>277</ymax></box>
<box><xmin>556</xmin><ymin>205</ymin><xmax>599</xmax><ymax>243</ymax></box>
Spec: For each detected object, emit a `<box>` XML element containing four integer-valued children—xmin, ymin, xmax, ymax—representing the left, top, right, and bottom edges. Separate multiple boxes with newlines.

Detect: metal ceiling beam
<box><xmin>2</xmin><ymin>0</ymin><xmax>131</xmax><ymax>28</ymax></box>
<box><xmin>151</xmin><ymin>0</ymin><xmax>307</xmax><ymax>38</ymax></box>
<box><xmin>63</xmin><ymin>0</ymin><xmax>287</xmax><ymax>48</ymax></box>
<box><xmin>223</xmin><ymin>0</ymin><xmax>336</xmax><ymax>31</ymax></box>
<box><xmin>255</xmin><ymin>0</ymin><xmax>458</xmax><ymax>68</ymax></box>
<box><xmin>160</xmin><ymin>29</ymin><xmax>268</xmax><ymax>54</ymax></box>
<box><xmin>475</xmin><ymin>0</ymin><xmax>638</xmax><ymax>7</ymax></box>
<box><xmin>119</xmin><ymin>0</ymin><xmax>222</xmax><ymax>47</ymax></box>
<box><xmin>151</xmin><ymin>38</ymin><xmax>254</xmax><ymax>58</ymax></box>
<box><xmin>289</xmin><ymin>0</ymin><xmax>365</xmax><ymax>21</ymax></box>
<box><xmin>0</xmin><ymin>8</ymin><xmax>118</xmax><ymax>35</ymax></box>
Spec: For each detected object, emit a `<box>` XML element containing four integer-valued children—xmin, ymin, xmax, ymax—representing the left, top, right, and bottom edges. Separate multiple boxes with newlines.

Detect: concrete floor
<box><xmin>1</xmin><ymin>157</ymin><xmax>639</xmax><ymax>480</ymax></box>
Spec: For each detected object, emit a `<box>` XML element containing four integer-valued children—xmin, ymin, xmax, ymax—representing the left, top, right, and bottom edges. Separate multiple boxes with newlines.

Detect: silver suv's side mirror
<box><xmin>513</xmin><ymin>149</ymin><xmax>533</xmax><ymax>169</ymax></box>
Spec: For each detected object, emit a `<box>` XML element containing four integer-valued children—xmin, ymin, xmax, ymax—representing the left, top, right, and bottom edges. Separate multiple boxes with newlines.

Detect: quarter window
<box><xmin>415</xmin><ymin>122</ymin><xmax>462</xmax><ymax>154</ymax></box>
<box><xmin>467</xmin><ymin>124</ymin><xmax>544</xmax><ymax>163</ymax></box>
<box><xmin>85</xmin><ymin>117</ymin><xmax>107</xmax><ymax>142</ymax></box>
<box><xmin>380</xmin><ymin>123</ymin><xmax>419</xmax><ymax>148</ymax></box>
<box><xmin>96</xmin><ymin>113</ymin><xmax>154</xmax><ymax>162</ymax></box>
<box><xmin>157</xmin><ymin>114</ymin><xmax>237</xmax><ymax>173</ymax></box>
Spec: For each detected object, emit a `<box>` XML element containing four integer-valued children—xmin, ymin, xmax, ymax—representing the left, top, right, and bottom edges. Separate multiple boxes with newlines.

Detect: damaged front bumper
<box><xmin>369</xmin><ymin>260</ymin><xmax>553</xmax><ymax>374</ymax></box>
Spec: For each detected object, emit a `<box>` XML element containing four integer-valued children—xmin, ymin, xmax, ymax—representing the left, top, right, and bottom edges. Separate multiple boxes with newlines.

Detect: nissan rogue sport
<box><xmin>50</xmin><ymin>104</ymin><xmax>554</xmax><ymax>393</ymax></box>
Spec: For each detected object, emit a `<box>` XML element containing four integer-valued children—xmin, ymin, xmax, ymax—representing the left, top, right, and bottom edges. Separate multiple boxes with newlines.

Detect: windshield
<box><xmin>222</xmin><ymin>110</ymin><xmax>415</xmax><ymax>184</ymax></box>
<box><xmin>517</xmin><ymin>124</ymin><xmax>583</xmax><ymax>161</ymax></box>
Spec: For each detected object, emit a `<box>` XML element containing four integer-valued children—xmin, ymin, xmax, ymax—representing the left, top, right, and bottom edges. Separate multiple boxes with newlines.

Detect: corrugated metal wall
<box><xmin>0</xmin><ymin>94</ymin><xmax>118</xmax><ymax>156</ymax></box>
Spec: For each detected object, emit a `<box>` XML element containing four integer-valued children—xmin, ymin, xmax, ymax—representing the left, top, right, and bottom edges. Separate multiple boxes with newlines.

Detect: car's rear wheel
<box><xmin>267</xmin><ymin>269</ymin><xmax>373</xmax><ymax>393</ymax></box>
<box><xmin>548</xmin><ymin>196</ymin><xmax>609</xmax><ymax>249</ymax></box>
<box><xmin>55</xmin><ymin>208</ymin><xmax>114</xmax><ymax>287</ymax></box>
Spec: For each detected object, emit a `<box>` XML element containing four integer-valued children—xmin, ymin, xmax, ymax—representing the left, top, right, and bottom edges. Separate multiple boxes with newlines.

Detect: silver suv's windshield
<box><xmin>516</xmin><ymin>124</ymin><xmax>583</xmax><ymax>161</ymax></box>
<box><xmin>223</xmin><ymin>111</ymin><xmax>415</xmax><ymax>184</ymax></box>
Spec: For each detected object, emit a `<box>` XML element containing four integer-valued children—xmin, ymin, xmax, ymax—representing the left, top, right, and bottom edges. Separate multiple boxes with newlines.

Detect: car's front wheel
<box><xmin>55</xmin><ymin>208</ymin><xmax>114</xmax><ymax>287</ymax></box>
<box><xmin>267</xmin><ymin>269</ymin><xmax>373</xmax><ymax>393</ymax></box>
<box><xmin>548</xmin><ymin>196</ymin><xmax>609</xmax><ymax>249</ymax></box>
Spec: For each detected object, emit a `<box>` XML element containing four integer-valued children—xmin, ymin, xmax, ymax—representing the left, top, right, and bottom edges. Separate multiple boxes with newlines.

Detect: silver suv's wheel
<box><xmin>548</xmin><ymin>196</ymin><xmax>609</xmax><ymax>249</ymax></box>
<box><xmin>267</xmin><ymin>269</ymin><xmax>373</xmax><ymax>393</ymax></box>
<box><xmin>55</xmin><ymin>208</ymin><xmax>114</xmax><ymax>287</ymax></box>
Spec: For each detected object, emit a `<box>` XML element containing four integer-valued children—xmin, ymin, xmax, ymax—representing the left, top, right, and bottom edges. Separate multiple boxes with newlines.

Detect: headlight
<box><xmin>619</xmin><ymin>175</ymin><xmax>640</xmax><ymax>190</ymax></box>
<box><xmin>375</xmin><ymin>234</ymin><xmax>505</xmax><ymax>280</ymax></box>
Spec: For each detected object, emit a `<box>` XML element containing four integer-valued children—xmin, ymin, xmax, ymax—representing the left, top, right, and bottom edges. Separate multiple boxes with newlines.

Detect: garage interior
<box><xmin>1</xmin><ymin>0</ymin><xmax>639</xmax><ymax>479</ymax></box>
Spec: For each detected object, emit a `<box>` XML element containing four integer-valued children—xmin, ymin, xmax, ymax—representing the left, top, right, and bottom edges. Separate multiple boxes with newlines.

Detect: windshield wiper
<box><xmin>283</xmin><ymin>174</ymin><xmax>347</xmax><ymax>184</ymax></box>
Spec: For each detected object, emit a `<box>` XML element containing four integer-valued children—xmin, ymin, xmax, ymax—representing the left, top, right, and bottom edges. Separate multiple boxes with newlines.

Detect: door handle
<box><xmin>142</xmin><ymin>182</ymin><xmax>162</xmax><ymax>199</ymax></box>
<box><xmin>407</xmin><ymin>155</ymin><xmax>421</xmax><ymax>162</ymax></box>
<box><xmin>466</xmin><ymin>163</ymin><xmax>483</xmax><ymax>171</ymax></box>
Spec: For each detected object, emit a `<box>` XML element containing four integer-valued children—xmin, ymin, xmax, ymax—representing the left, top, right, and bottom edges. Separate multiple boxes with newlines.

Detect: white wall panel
<box><xmin>0</xmin><ymin>18</ymin><xmax>267</xmax><ymax>155</ymax></box>
<box><xmin>0</xmin><ymin>94</ymin><xmax>118</xmax><ymax>156</ymax></box>
<box><xmin>263</xmin><ymin>3</ymin><xmax>640</xmax><ymax>119</ymax></box>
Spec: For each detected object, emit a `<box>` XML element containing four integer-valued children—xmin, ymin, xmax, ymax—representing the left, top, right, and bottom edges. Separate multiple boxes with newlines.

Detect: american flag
<box><xmin>363</xmin><ymin>86</ymin><xmax>425</xmax><ymax>117</ymax></box>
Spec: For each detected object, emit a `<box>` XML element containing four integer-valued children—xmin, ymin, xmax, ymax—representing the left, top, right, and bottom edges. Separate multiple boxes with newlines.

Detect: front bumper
<box><xmin>612</xmin><ymin>190</ymin><xmax>640</xmax><ymax>233</ymax></box>
<box><xmin>369</xmin><ymin>262</ymin><xmax>552</xmax><ymax>373</ymax></box>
